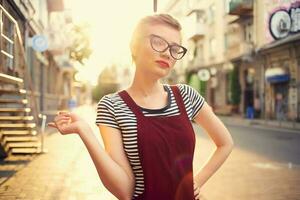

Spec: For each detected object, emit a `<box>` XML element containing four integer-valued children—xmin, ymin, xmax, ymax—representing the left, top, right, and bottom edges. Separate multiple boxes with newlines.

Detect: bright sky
<box><xmin>64</xmin><ymin>0</ymin><xmax>167</xmax><ymax>85</ymax></box>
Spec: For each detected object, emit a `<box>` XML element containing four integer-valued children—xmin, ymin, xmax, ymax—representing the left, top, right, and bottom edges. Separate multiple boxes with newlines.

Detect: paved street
<box><xmin>0</xmin><ymin>105</ymin><xmax>300</xmax><ymax>200</ymax></box>
<box><xmin>193</xmin><ymin>124</ymin><xmax>300</xmax><ymax>200</ymax></box>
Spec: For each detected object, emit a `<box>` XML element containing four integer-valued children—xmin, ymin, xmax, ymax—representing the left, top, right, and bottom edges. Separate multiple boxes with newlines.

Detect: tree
<box><xmin>68</xmin><ymin>23</ymin><xmax>92</xmax><ymax>64</ymax></box>
<box><xmin>230</xmin><ymin>66</ymin><xmax>241</xmax><ymax>112</ymax></box>
<box><xmin>92</xmin><ymin>65</ymin><xmax>119</xmax><ymax>102</ymax></box>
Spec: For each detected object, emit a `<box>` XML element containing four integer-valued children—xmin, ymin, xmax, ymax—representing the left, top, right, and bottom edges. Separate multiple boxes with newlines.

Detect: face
<box><xmin>132</xmin><ymin>23</ymin><xmax>185</xmax><ymax>79</ymax></box>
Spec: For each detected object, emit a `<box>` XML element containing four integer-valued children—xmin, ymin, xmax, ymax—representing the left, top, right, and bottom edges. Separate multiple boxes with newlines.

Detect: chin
<box><xmin>154</xmin><ymin>70</ymin><xmax>170</xmax><ymax>79</ymax></box>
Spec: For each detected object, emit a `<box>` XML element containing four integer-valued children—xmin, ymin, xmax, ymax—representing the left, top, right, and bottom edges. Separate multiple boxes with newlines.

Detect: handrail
<box><xmin>0</xmin><ymin>73</ymin><xmax>24</xmax><ymax>85</ymax></box>
<box><xmin>0</xmin><ymin>4</ymin><xmax>41</xmax><ymax>129</ymax></box>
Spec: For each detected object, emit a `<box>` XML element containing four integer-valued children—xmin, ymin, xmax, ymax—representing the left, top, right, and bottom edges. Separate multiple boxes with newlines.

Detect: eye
<box><xmin>152</xmin><ymin>37</ymin><xmax>166</xmax><ymax>46</ymax></box>
<box><xmin>170</xmin><ymin>45</ymin><xmax>183</xmax><ymax>54</ymax></box>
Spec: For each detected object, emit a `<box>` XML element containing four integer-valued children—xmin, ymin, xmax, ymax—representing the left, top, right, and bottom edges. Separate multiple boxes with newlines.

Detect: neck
<box><xmin>129</xmin><ymin>69</ymin><xmax>164</xmax><ymax>97</ymax></box>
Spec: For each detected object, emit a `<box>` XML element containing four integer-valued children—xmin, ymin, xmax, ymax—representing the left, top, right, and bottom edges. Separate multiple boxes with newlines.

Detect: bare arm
<box><xmin>193</xmin><ymin>102</ymin><xmax>234</xmax><ymax>188</ymax></box>
<box><xmin>48</xmin><ymin>112</ymin><xmax>134</xmax><ymax>200</ymax></box>
<box><xmin>78</xmin><ymin>123</ymin><xmax>135</xmax><ymax>200</ymax></box>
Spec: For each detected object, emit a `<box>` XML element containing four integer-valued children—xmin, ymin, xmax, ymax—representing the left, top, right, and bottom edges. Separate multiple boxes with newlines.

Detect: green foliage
<box><xmin>189</xmin><ymin>74</ymin><xmax>200</xmax><ymax>92</ymax></box>
<box><xmin>92</xmin><ymin>66</ymin><xmax>119</xmax><ymax>103</ymax></box>
<box><xmin>199</xmin><ymin>80</ymin><xmax>207</xmax><ymax>97</ymax></box>
<box><xmin>229</xmin><ymin>66</ymin><xmax>241</xmax><ymax>105</ymax></box>
<box><xmin>188</xmin><ymin>73</ymin><xmax>207</xmax><ymax>97</ymax></box>
<box><xmin>68</xmin><ymin>23</ymin><xmax>92</xmax><ymax>64</ymax></box>
<box><xmin>185</xmin><ymin>72</ymin><xmax>193</xmax><ymax>83</ymax></box>
<box><xmin>92</xmin><ymin>83</ymin><xmax>118</xmax><ymax>103</ymax></box>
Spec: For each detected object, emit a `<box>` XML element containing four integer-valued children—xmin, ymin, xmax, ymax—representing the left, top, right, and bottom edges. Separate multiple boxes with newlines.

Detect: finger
<box><xmin>54</xmin><ymin>116</ymin><xmax>70</xmax><ymax>123</ymax></box>
<box><xmin>194</xmin><ymin>187</ymin><xmax>201</xmax><ymax>197</ymax></box>
<box><xmin>47</xmin><ymin>122</ymin><xmax>57</xmax><ymax>128</ymax></box>
<box><xmin>57</xmin><ymin>119</ymin><xmax>70</xmax><ymax>126</ymax></box>
<box><xmin>58</xmin><ymin>116</ymin><xmax>70</xmax><ymax>120</ymax></box>
<box><xmin>58</xmin><ymin>110</ymin><xmax>69</xmax><ymax>115</ymax></box>
<box><xmin>194</xmin><ymin>182</ymin><xmax>197</xmax><ymax>191</ymax></box>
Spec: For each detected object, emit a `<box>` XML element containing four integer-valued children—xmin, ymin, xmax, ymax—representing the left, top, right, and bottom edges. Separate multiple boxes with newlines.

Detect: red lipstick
<box><xmin>155</xmin><ymin>60</ymin><xmax>170</xmax><ymax>68</ymax></box>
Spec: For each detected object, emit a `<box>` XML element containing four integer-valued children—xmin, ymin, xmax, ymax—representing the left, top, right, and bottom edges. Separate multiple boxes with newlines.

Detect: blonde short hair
<box><xmin>130</xmin><ymin>13</ymin><xmax>182</xmax><ymax>59</ymax></box>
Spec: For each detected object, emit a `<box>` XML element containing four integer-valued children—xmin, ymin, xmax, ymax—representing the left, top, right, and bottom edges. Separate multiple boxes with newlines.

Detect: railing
<box><xmin>0</xmin><ymin>9</ymin><xmax>15</xmax><ymax>75</ymax></box>
<box><xmin>0</xmin><ymin>4</ymin><xmax>40</xmax><ymax>129</ymax></box>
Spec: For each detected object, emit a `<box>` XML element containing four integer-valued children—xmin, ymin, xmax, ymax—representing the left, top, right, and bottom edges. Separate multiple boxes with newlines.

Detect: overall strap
<box><xmin>170</xmin><ymin>85</ymin><xmax>189</xmax><ymax>119</ymax></box>
<box><xmin>118</xmin><ymin>90</ymin><xmax>144</xmax><ymax>117</ymax></box>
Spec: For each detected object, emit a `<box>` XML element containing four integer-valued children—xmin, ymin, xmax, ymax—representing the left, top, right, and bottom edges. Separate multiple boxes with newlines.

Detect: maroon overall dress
<box><xmin>119</xmin><ymin>85</ymin><xmax>196</xmax><ymax>200</ymax></box>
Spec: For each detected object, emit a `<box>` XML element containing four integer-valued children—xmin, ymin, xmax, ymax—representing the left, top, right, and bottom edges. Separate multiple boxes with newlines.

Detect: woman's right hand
<box><xmin>47</xmin><ymin>111</ymin><xmax>86</xmax><ymax>135</ymax></box>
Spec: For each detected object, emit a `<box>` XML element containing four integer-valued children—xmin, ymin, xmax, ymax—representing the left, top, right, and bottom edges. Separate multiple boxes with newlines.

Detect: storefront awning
<box><xmin>259</xmin><ymin>33</ymin><xmax>300</xmax><ymax>52</ymax></box>
<box><xmin>265</xmin><ymin>67</ymin><xmax>290</xmax><ymax>83</ymax></box>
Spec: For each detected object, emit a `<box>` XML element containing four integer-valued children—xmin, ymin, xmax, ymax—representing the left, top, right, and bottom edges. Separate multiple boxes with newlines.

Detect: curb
<box><xmin>218</xmin><ymin>116</ymin><xmax>300</xmax><ymax>134</ymax></box>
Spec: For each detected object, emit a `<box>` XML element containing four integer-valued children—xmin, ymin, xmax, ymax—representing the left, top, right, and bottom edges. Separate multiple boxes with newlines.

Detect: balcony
<box><xmin>185</xmin><ymin>9</ymin><xmax>205</xmax><ymax>41</ymax></box>
<box><xmin>225</xmin><ymin>41</ymin><xmax>253</xmax><ymax>61</ymax></box>
<box><xmin>229</xmin><ymin>0</ymin><xmax>253</xmax><ymax>16</ymax></box>
<box><xmin>188</xmin><ymin>22</ymin><xmax>205</xmax><ymax>41</ymax></box>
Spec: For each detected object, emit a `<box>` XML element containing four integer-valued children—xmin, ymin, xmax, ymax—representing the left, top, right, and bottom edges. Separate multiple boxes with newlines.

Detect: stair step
<box><xmin>0</xmin><ymin>130</ymin><xmax>37</xmax><ymax>136</ymax></box>
<box><xmin>5</xmin><ymin>142</ymin><xmax>41</xmax><ymax>151</ymax></box>
<box><xmin>0</xmin><ymin>116</ymin><xmax>34</xmax><ymax>121</ymax></box>
<box><xmin>0</xmin><ymin>73</ymin><xmax>23</xmax><ymax>86</ymax></box>
<box><xmin>10</xmin><ymin>147</ymin><xmax>41</xmax><ymax>154</ymax></box>
<box><xmin>0</xmin><ymin>99</ymin><xmax>28</xmax><ymax>104</ymax></box>
<box><xmin>2</xmin><ymin>136</ymin><xmax>39</xmax><ymax>143</ymax></box>
<box><xmin>0</xmin><ymin>88</ymin><xmax>26</xmax><ymax>94</ymax></box>
<box><xmin>0</xmin><ymin>108</ymin><xmax>31</xmax><ymax>113</ymax></box>
<box><xmin>0</xmin><ymin>123</ymin><xmax>36</xmax><ymax>128</ymax></box>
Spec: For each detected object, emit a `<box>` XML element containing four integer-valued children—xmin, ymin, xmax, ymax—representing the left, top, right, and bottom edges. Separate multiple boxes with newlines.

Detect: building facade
<box><xmin>164</xmin><ymin>0</ymin><xmax>300</xmax><ymax>122</ymax></box>
<box><xmin>0</xmin><ymin>0</ymin><xmax>86</xmax><ymax>115</ymax></box>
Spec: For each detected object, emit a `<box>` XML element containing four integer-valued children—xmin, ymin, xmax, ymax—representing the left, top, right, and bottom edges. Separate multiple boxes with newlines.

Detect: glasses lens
<box><xmin>150</xmin><ymin>36</ymin><xmax>168</xmax><ymax>52</ymax></box>
<box><xmin>170</xmin><ymin>45</ymin><xmax>186</xmax><ymax>60</ymax></box>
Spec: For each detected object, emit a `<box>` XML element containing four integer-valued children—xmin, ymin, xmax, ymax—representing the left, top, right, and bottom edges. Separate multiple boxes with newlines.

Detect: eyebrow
<box><xmin>150</xmin><ymin>34</ymin><xmax>181</xmax><ymax>46</ymax></box>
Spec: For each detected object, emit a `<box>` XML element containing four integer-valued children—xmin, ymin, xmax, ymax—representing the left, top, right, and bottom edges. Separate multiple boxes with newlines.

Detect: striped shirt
<box><xmin>95</xmin><ymin>84</ymin><xmax>205</xmax><ymax>199</ymax></box>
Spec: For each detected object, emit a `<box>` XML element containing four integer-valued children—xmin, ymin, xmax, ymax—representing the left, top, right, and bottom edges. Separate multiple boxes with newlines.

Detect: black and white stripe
<box><xmin>95</xmin><ymin>84</ymin><xmax>205</xmax><ymax>199</ymax></box>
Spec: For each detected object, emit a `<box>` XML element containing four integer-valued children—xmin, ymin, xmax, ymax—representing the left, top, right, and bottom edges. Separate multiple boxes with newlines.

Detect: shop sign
<box><xmin>265</xmin><ymin>67</ymin><xmax>290</xmax><ymax>83</ymax></box>
<box><xmin>269</xmin><ymin>1</ymin><xmax>300</xmax><ymax>40</ymax></box>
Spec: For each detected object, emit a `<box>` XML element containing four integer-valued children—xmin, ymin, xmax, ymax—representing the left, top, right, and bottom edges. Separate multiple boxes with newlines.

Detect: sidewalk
<box><xmin>0</xmin><ymin>105</ymin><xmax>115</xmax><ymax>200</ymax></box>
<box><xmin>218</xmin><ymin>115</ymin><xmax>300</xmax><ymax>134</ymax></box>
<box><xmin>0</xmin><ymin>105</ymin><xmax>299</xmax><ymax>199</ymax></box>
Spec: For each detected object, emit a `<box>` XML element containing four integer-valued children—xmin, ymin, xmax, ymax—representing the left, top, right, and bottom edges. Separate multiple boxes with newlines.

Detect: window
<box><xmin>208</xmin><ymin>4</ymin><xmax>216</xmax><ymax>24</ymax></box>
<box><xmin>224</xmin><ymin>0</ymin><xmax>231</xmax><ymax>14</ymax></box>
<box><xmin>209</xmin><ymin>37</ymin><xmax>217</xmax><ymax>57</ymax></box>
<box><xmin>197</xmin><ymin>43</ymin><xmax>204</xmax><ymax>61</ymax></box>
<box><xmin>244</xmin><ymin>22</ymin><xmax>253</xmax><ymax>42</ymax></box>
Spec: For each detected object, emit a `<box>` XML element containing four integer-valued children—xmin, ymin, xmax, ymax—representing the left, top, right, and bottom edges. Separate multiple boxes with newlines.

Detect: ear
<box><xmin>130</xmin><ymin>40</ymin><xmax>137</xmax><ymax>56</ymax></box>
<box><xmin>131</xmin><ymin>54</ymin><xmax>136</xmax><ymax>63</ymax></box>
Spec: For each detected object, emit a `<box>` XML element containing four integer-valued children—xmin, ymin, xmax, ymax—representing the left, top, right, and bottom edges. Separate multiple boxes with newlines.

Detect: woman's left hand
<box><xmin>194</xmin><ymin>181</ymin><xmax>202</xmax><ymax>200</ymax></box>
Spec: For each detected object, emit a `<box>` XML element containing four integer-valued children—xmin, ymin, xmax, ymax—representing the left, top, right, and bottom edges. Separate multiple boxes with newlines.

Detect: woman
<box><xmin>48</xmin><ymin>13</ymin><xmax>234</xmax><ymax>200</ymax></box>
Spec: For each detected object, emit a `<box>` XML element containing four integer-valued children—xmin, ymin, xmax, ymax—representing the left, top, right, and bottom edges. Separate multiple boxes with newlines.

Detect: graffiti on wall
<box><xmin>267</xmin><ymin>1</ymin><xmax>300</xmax><ymax>40</ymax></box>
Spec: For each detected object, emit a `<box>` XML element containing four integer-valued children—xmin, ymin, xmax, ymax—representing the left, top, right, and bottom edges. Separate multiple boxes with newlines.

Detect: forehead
<box><xmin>143</xmin><ymin>23</ymin><xmax>181</xmax><ymax>44</ymax></box>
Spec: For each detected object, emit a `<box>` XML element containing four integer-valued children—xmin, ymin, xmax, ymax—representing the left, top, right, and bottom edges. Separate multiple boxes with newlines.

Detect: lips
<box><xmin>155</xmin><ymin>60</ymin><xmax>170</xmax><ymax>68</ymax></box>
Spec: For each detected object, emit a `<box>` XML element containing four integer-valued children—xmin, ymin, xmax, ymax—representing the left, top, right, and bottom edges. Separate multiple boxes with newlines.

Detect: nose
<box><xmin>160</xmin><ymin>48</ymin><xmax>171</xmax><ymax>60</ymax></box>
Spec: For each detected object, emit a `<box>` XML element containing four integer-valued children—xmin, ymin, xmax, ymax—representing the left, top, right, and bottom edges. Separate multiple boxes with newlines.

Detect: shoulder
<box><xmin>97</xmin><ymin>92</ymin><xmax>121</xmax><ymax>112</ymax></box>
<box><xmin>98</xmin><ymin>92</ymin><xmax>120</xmax><ymax>105</ymax></box>
<box><xmin>174</xmin><ymin>83</ymin><xmax>201</xmax><ymax>98</ymax></box>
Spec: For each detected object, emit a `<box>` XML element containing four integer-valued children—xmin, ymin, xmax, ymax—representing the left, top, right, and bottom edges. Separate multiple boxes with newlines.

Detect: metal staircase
<box><xmin>0</xmin><ymin>5</ymin><xmax>42</xmax><ymax>158</ymax></box>
<box><xmin>0</xmin><ymin>74</ymin><xmax>41</xmax><ymax>157</ymax></box>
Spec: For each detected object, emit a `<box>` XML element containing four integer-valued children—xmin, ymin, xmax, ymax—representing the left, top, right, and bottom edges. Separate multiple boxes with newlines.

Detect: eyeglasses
<box><xmin>149</xmin><ymin>34</ymin><xmax>187</xmax><ymax>60</ymax></box>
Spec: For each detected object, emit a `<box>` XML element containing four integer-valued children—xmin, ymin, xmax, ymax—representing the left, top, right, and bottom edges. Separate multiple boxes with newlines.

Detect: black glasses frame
<box><xmin>149</xmin><ymin>34</ymin><xmax>187</xmax><ymax>60</ymax></box>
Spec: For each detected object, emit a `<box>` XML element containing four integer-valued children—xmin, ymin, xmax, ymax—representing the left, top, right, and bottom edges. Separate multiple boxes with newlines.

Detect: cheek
<box><xmin>170</xmin><ymin>60</ymin><xmax>177</xmax><ymax>67</ymax></box>
<box><xmin>139</xmin><ymin>43</ymin><xmax>156</xmax><ymax>60</ymax></box>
